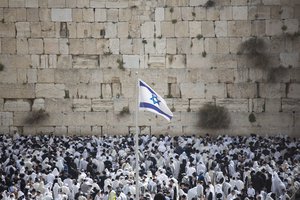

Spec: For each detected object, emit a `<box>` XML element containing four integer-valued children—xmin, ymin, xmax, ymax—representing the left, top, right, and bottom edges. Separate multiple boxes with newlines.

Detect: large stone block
<box><xmin>288</xmin><ymin>83</ymin><xmax>300</xmax><ymax>98</ymax></box>
<box><xmin>232</xmin><ymin>6</ymin><xmax>248</xmax><ymax>20</ymax></box>
<box><xmin>205</xmin><ymin>83</ymin><xmax>226</xmax><ymax>99</ymax></box>
<box><xmin>175</xmin><ymin>21</ymin><xmax>189</xmax><ymax>37</ymax></box>
<box><xmin>69</xmin><ymin>39</ymin><xmax>84</xmax><ymax>54</ymax></box>
<box><xmin>16</xmin><ymin>22</ymin><xmax>30</xmax><ymax>37</ymax></box>
<box><xmin>215</xmin><ymin>21</ymin><xmax>227</xmax><ymax>37</ymax></box>
<box><xmin>141</xmin><ymin>22</ymin><xmax>154</xmax><ymax>38</ymax></box>
<box><xmin>44</xmin><ymin>38</ymin><xmax>59</xmax><ymax>54</ymax></box>
<box><xmin>45</xmin><ymin>98</ymin><xmax>72</xmax><ymax>112</ymax></box>
<box><xmin>155</xmin><ymin>7</ymin><xmax>164</xmax><ymax>21</ymax></box>
<box><xmin>259</xmin><ymin>83</ymin><xmax>285</xmax><ymax>98</ymax></box>
<box><xmin>228</xmin><ymin>20</ymin><xmax>251</xmax><ymax>37</ymax></box>
<box><xmin>217</xmin><ymin>99</ymin><xmax>249</xmax><ymax>112</ymax></box>
<box><xmin>37</xmin><ymin>68</ymin><xmax>54</xmax><ymax>83</ymax></box>
<box><xmin>77</xmin><ymin>22</ymin><xmax>92</xmax><ymax>38</ymax></box>
<box><xmin>4</xmin><ymin>99</ymin><xmax>31</xmax><ymax>111</ymax></box>
<box><xmin>0</xmin><ymin>68</ymin><xmax>17</xmax><ymax>84</ymax></box>
<box><xmin>180</xmin><ymin>82</ymin><xmax>205</xmax><ymax>98</ymax></box>
<box><xmin>36</xmin><ymin>83</ymin><xmax>65</xmax><ymax>98</ymax></box>
<box><xmin>0</xmin><ymin>23</ymin><xmax>15</xmax><ymax>37</ymax></box>
<box><xmin>84</xmin><ymin>112</ymin><xmax>111</xmax><ymax>126</ymax></box>
<box><xmin>82</xmin><ymin>8</ymin><xmax>94</xmax><ymax>22</ymax></box>
<box><xmin>166</xmin><ymin>55</ymin><xmax>186</xmax><ymax>68</ymax></box>
<box><xmin>227</xmin><ymin>83</ymin><xmax>257</xmax><ymax>98</ymax></box>
<box><xmin>83</xmin><ymin>39</ymin><xmax>97</xmax><ymax>55</ymax></box>
<box><xmin>73</xmin><ymin>55</ymin><xmax>99</xmax><ymax>68</ymax></box>
<box><xmin>1</xmin><ymin>38</ymin><xmax>16</xmax><ymax>54</ymax></box>
<box><xmin>177</xmin><ymin>38</ymin><xmax>191</xmax><ymax>54</ymax></box>
<box><xmin>32</xmin><ymin>98</ymin><xmax>44</xmax><ymax>111</ymax></box>
<box><xmin>186</xmin><ymin>54</ymin><xmax>211</xmax><ymax>69</ymax></box>
<box><xmin>90</xmin><ymin>0</ymin><xmax>105</xmax><ymax>8</ymax></box>
<box><xmin>78</xmin><ymin>84</ymin><xmax>101</xmax><ymax>99</ymax></box>
<box><xmin>0</xmin><ymin>84</ymin><xmax>35</xmax><ymax>98</ymax></box>
<box><xmin>264</xmin><ymin>98</ymin><xmax>281</xmax><ymax>112</ymax></box>
<box><xmin>16</xmin><ymin>38</ymin><xmax>28</xmax><ymax>55</ymax></box>
<box><xmin>161</xmin><ymin>22</ymin><xmax>175</xmax><ymax>37</ymax></box>
<box><xmin>256</xmin><ymin>112</ymin><xmax>293</xmax><ymax>128</ymax></box>
<box><xmin>201</xmin><ymin>21</ymin><xmax>215</xmax><ymax>37</ymax></box>
<box><xmin>28</xmin><ymin>38</ymin><xmax>43</xmax><ymax>54</ymax></box>
<box><xmin>0</xmin><ymin>99</ymin><xmax>3</xmax><ymax>111</ymax></box>
<box><xmin>281</xmin><ymin>98</ymin><xmax>300</xmax><ymax>112</ymax></box>
<box><xmin>57</xmin><ymin>55</ymin><xmax>72</xmax><ymax>68</ymax></box>
<box><xmin>72</xmin><ymin>99</ymin><xmax>91</xmax><ymax>112</ymax></box>
<box><xmin>51</xmin><ymin>9</ymin><xmax>72</xmax><ymax>21</ymax></box>
<box><xmin>266</xmin><ymin>19</ymin><xmax>282</xmax><ymax>36</ymax></box>
<box><xmin>0</xmin><ymin>112</ymin><xmax>13</xmax><ymax>126</ymax></box>
<box><xmin>123</xmin><ymin>55</ymin><xmax>139</xmax><ymax>69</ymax></box>
<box><xmin>280</xmin><ymin>53</ymin><xmax>299</xmax><ymax>68</ymax></box>
<box><xmin>250</xmin><ymin>98</ymin><xmax>265</xmax><ymax>113</ymax></box>
<box><xmin>92</xmin><ymin>99</ymin><xmax>113</xmax><ymax>112</ymax></box>
<box><xmin>220</xmin><ymin>6</ymin><xmax>232</xmax><ymax>20</ymax></box>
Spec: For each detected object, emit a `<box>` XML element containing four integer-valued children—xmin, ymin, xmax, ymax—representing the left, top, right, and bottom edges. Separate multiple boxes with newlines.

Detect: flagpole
<box><xmin>135</xmin><ymin>71</ymin><xmax>140</xmax><ymax>200</ymax></box>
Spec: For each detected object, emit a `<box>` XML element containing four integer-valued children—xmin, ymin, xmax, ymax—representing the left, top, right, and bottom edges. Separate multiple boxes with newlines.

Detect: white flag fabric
<box><xmin>139</xmin><ymin>79</ymin><xmax>173</xmax><ymax>121</ymax></box>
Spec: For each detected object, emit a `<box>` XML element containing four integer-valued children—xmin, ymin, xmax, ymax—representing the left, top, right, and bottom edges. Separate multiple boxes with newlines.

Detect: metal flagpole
<box><xmin>135</xmin><ymin>72</ymin><xmax>140</xmax><ymax>200</ymax></box>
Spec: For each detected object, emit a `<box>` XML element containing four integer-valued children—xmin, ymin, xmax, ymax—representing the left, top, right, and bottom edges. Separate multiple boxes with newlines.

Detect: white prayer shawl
<box><xmin>187</xmin><ymin>186</ymin><xmax>198</xmax><ymax>200</ymax></box>
<box><xmin>53</xmin><ymin>183</ymin><xmax>61</xmax><ymax>199</ymax></box>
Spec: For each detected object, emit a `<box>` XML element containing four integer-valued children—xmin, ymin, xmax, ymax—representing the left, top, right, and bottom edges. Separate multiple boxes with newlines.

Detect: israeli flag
<box><xmin>139</xmin><ymin>79</ymin><xmax>173</xmax><ymax>121</ymax></box>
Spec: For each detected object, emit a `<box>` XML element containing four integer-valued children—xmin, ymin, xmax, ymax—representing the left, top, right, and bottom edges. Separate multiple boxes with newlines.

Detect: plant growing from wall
<box><xmin>198</xmin><ymin>104</ymin><xmax>231</xmax><ymax>129</ymax></box>
<box><xmin>24</xmin><ymin>109</ymin><xmax>49</xmax><ymax>125</ymax></box>
<box><xmin>0</xmin><ymin>63</ymin><xmax>4</xmax><ymax>71</ymax></box>
<box><xmin>119</xmin><ymin>106</ymin><xmax>130</xmax><ymax>116</ymax></box>
<box><xmin>117</xmin><ymin>59</ymin><xmax>125</xmax><ymax>71</ymax></box>
<box><xmin>204</xmin><ymin>0</ymin><xmax>215</xmax><ymax>8</ymax></box>
<box><xmin>237</xmin><ymin>37</ymin><xmax>269</xmax><ymax>70</ymax></box>
<box><xmin>248</xmin><ymin>113</ymin><xmax>256</xmax><ymax>123</ymax></box>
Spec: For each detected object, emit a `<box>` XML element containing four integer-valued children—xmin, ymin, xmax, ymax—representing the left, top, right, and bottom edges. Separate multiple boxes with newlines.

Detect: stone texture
<box><xmin>0</xmin><ymin>84</ymin><xmax>35</xmax><ymax>98</ymax></box>
<box><xmin>51</xmin><ymin>9</ymin><xmax>72</xmax><ymax>22</ymax></box>
<box><xmin>36</xmin><ymin>83</ymin><xmax>65</xmax><ymax>98</ymax></box>
<box><xmin>4</xmin><ymin>99</ymin><xmax>31</xmax><ymax>112</ymax></box>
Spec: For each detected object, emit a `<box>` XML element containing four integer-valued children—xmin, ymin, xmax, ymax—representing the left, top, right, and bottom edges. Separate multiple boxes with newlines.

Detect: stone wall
<box><xmin>0</xmin><ymin>0</ymin><xmax>299</xmax><ymax>136</ymax></box>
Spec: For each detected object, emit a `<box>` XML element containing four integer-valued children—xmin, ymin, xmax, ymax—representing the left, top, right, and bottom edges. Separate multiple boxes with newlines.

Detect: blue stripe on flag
<box><xmin>139</xmin><ymin>80</ymin><xmax>156</xmax><ymax>95</ymax></box>
<box><xmin>140</xmin><ymin>102</ymin><xmax>173</xmax><ymax>120</ymax></box>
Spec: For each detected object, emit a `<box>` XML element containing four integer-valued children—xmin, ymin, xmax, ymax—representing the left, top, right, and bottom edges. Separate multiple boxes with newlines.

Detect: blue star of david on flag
<box><xmin>139</xmin><ymin>79</ymin><xmax>173</xmax><ymax>121</ymax></box>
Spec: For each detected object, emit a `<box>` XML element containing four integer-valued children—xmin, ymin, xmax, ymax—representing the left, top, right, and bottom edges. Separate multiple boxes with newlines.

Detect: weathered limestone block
<box><xmin>39</xmin><ymin>8</ymin><xmax>51</xmax><ymax>21</ymax></box>
<box><xmin>106</xmin><ymin>1</ymin><xmax>128</xmax><ymax>8</ymax></box>
<box><xmin>0</xmin><ymin>112</ymin><xmax>13</xmax><ymax>126</ymax></box>
<box><xmin>69</xmin><ymin>39</ymin><xmax>84</xmax><ymax>55</ymax></box>
<box><xmin>217</xmin><ymin>38</ymin><xmax>230</xmax><ymax>54</ymax></box>
<box><xmin>36</xmin><ymin>83</ymin><xmax>65</xmax><ymax>98</ymax></box>
<box><xmin>37</xmin><ymin>69</ymin><xmax>54</xmax><ymax>83</ymax></box>
<box><xmin>117</xmin><ymin>22</ymin><xmax>128</xmax><ymax>38</ymax></box>
<box><xmin>1</xmin><ymin>38</ymin><xmax>16</xmax><ymax>54</ymax></box>
<box><xmin>48</xmin><ymin>0</ymin><xmax>65</xmax><ymax>8</ymax></box>
<box><xmin>109</xmin><ymin>38</ymin><xmax>119</xmax><ymax>54</ymax></box>
<box><xmin>194</xmin><ymin>7</ymin><xmax>206</xmax><ymax>20</ymax></box>
<box><xmin>0</xmin><ymin>23</ymin><xmax>15</xmax><ymax>37</ymax></box>
<box><xmin>233</xmin><ymin>6</ymin><xmax>248</xmax><ymax>20</ymax></box>
<box><xmin>51</xmin><ymin>9</ymin><xmax>72</xmax><ymax>21</ymax></box>
<box><xmin>90</xmin><ymin>0</ymin><xmax>105</xmax><ymax>8</ymax></box>
<box><xmin>16</xmin><ymin>22</ymin><xmax>30</xmax><ymax>37</ymax></box>
<box><xmin>17</xmin><ymin>69</ymin><xmax>27</xmax><ymax>83</ymax></box>
<box><xmin>177</xmin><ymin>38</ymin><xmax>191</xmax><ymax>54</ymax></box>
<box><xmin>220</xmin><ymin>6</ymin><xmax>232</xmax><ymax>20</ymax></box>
<box><xmin>44</xmin><ymin>38</ymin><xmax>59</xmax><ymax>54</ymax></box>
<box><xmin>0</xmin><ymin>99</ymin><xmax>3</xmax><ymax>111</ymax></box>
<box><xmin>57</xmin><ymin>55</ymin><xmax>72</xmax><ymax>68</ymax></box>
<box><xmin>119</xmin><ymin>8</ymin><xmax>131</xmax><ymax>22</ymax></box>
<box><xmin>100</xmin><ymin>54</ymin><xmax>121</xmax><ymax>69</ymax></box>
<box><xmin>106</xmin><ymin>9</ymin><xmax>118</xmax><ymax>22</ymax></box>
<box><xmin>280</xmin><ymin>6</ymin><xmax>294</xmax><ymax>19</ymax></box>
<box><xmin>216</xmin><ymin>99</ymin><xmax>249</xmax><ymax>112</ymax></box>
<box><xmin>63</xmin><ymin>112</ymin><xmax>85</xmax><ymax>126</ymax></box>
<box><xmin>83</xmin><ymin>39</ymin><xmax>97</xmax><ymax>55</ymax></box>
<box><xmin>250</xmin><ymin>98</ymin><xmax>265</xmax><ymax>112</ymax></box>
<box><xmin>104</xmin><ymin>22</ymin><xmax>117</xmax><ymax>38</ymax></box>
<box><xmin>161</xmin><ymin>22</ymin><xmax>175</xmax><ymax>37</ymax></box>
<box><xmin>27</xmin><ymin>69</ymin><xmax>37</xmax><ymax>83</ymax></box>
<box><xmin>83</xmin><ymin>8</ymin><xmax>94</xmax><ymax>22</ymax></box>
<box><xmin>147</xmin><ymin>56</ymin><xmax>165</xmax><ymax>68</ymax></box>
<box><xmin>0</xmin><ymin>126</ymin><xmax>9</xmax><ymax>134</ymax></box>
<box><xmin>228</xmin><ymin>20</ymin><xmax>251</xmax><ymax>37</ymax></box>
<box><xmin>73</xmin><ymin>55</ymin><xmax>99</xmax><ymax>68</ymax></box>
<box><xmin>280</xmin><ymin>53</ymin><xmax>299</xmax><ymax>68</ymax></box>
<box><xmin>189</xmin><ymin>21</ymin><xmax>201</xmax><ymax>38</ymax></box>
<box><xmin>96</xmin><ymin>39</ymin><xmax>110</xmax><ymax>54</ymax></box>
<box><xmin>215</xmin><ymin>21</ymin><xmax>227</xmax><ymax>37</ymax></box>
<box><xmin>84</xmin><ymin>112</ymin><xmax>108</xmax><ymax>126</ymax></box>
<box><xmin>265</xmin><ymin>98</ymin><xmax>281</xmax><ymax>112</ymax></box>
<box><xmin>206</xmin><ymin>7</ymin><xmax>220</xmax><ymax>21</ymax></box>
<box><xmin>77</xmin><ymin>22</ymin><xmax>92</xmax><ymax>38</ymax></box>
<box><xmin>54</xmin><ymin>126</ymin><xmax>67</xmax><ymax>135</ymax></box>
<box><xmin>25</xmin><ymin>0</ymin><xmax>38</xmax><ymax>8</ymax></box>
<box><xmin>155</xmin><ymin>7</ymin><xmax>164</xmax><ymax>21</ymax></box>
<box><xmin>166</xmin><ymin>55</ymin><xmax>186</xmax><ymax>68</ymax></box>
<box><xmin>4</xmin><ymin>99</ymin><xmax>31</xmax><ymax>111</ymax></box>
<box><xmin>175</xmin><ymin>21</ymin><xmax>189</xmax><ymax>37</ymax></box>
<box><xmin>32</xmin><ymin>98</ymin><xmax>44</xmax><ymax>111</ymax></box>
<box><xmin>249</xmin><ymin>6</ymin><xmax>271</xmax><ymax>20</ymax></box>
<box><xmin>260</xmin><ymin>83</ymin><xmax>285</xmax><ymax>98</ymax></box>
<box><xmin>262</xmin><ymin>0</ymin><xmax>281</xmax><ymax>5</ymax></box>
<box><xmin>28</xmin><ymin>38</ymin><xmax>43</xmax><ymax>54</ymax></box>
<box><xmin>72</xmin><ymin>9</ymin><xmax>82</xmax><ymax>22</ymax></box>
<box><xmin>186</xmin><ymin>54</ymin><xmax>211</xmax><ymax>69</ymax></box>
<box><xmin>266</xmin><ymin>20</ymin><xmax>282</xmax><ymax>36</ymax></box>
<box><xmin>191</xmin><ymin>38</ymin><xmax>204</xmax><ymax>54</ymax></box>
<box><xmin>288</xmin><ymin>83</ymin><xmax>300</xmax><ymax>98</ymax></box>
<box><xmin>72</xmin><ymin>99</ymin><xmax>91</xmax><ymax>112</ymax></box>
<box><xmin>180</xmin><ymin>82</ymin><xmax>205</xmax><ymax>98</ymax></box>
<box><xmin>256</xmin><ymin>112</ymin><xmax>293</xmax><ymax>128</ymax></box>
<box><xmin>78</xmin><ymin>84</ymin><xmax>101</xmax><ymax>99</ymax></box>
<box><xmin>54</xmin><ymin>69</ymin><xmax>80</xmax><ymax>84</ymax></box>
<box><xmin>3</xmin><ymin>8</ymin><xmax>17</xmax><ymax>22</ymax></box>
<box><xmin>204</xmin><ymin>38</ymin><xmax>217</xmax><ymax>53</ymax></box>
<box><xmin>45</xmin><ymin>99</ymin><xmax>72</xmax><ymax>112</ymax></box>
<box><xmin>205</xmin><ymin>83</ymin><xmax>226</xmax><ymax>99</ymax></box>
<box><xmin>282</xmin><ymin>98</ymin><xmax>300</xmax><ymax>112</ymax></box>
<box><xmin>141</xmin><ymin>22</ymin><xmax>154</xmax><ymax>38</ymax></box>
<box><xmin>189</xmin><ymin>0</ymin><xmax>206</xmax><ymax>6</ymax></box>
<box><xmin>201</xmin><ymin>21</ymin><xmax>215</xmax><ymax>37</ymax></box>
<box><xmin>123</xmin><ymin>55</ymin><xmax>139</xmax><ymax>69</ymax></box>
<box><xmin>92</xmin><ymin>99</ymin><xmax>113</xmax><ymax>112</ymax></box>
<box><xmin>227</xmin><ymin>83</ymin><xmax>257</xmax><ymax>98</ymax></box>
<box><xmin>27</xmin><ymin>8</ymin><xmax>39</xmax><ymax>22</ymax></box>
<box><xmin>0</xmin><ymin>0</ymin><xmax>8</xmax><ymax>7</ymax></box>
<box><xmin>16</xmin><ymin>38</ymin><xmax>28</xmax><ymax>54</ymax></box>
<box><xmin>0</xmin><ymin>84</ymin><xmax>35</xmax><ymax>98</ymax></box>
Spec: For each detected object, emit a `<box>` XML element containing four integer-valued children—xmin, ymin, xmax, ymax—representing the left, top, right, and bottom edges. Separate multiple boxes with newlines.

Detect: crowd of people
<box><xmin>0</xmin><ymin>133</ymin><xmax>299</xmax><ymax>200</ymax></box>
